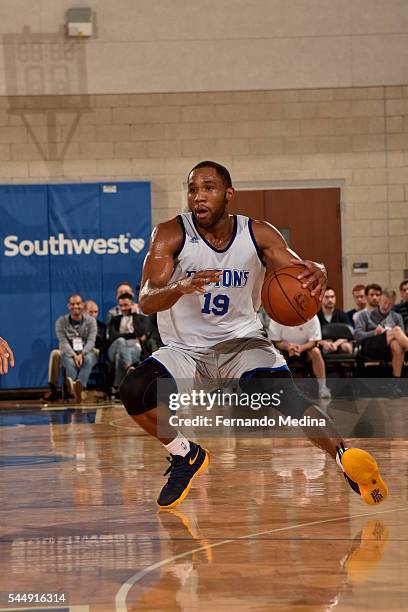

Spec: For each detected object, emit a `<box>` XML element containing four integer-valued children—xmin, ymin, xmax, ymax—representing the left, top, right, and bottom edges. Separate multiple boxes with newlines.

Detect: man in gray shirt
<box><xmin>394</xmin><ymin>279</ymin><xmax>408</xmax><ymax>334</ymax></box>
<box><xmin>354</xmin><ymin>289</ymin><xmax>407</xmax><ymax>378</ymax></box>
<box><xmin>56</xmin><ymin>293</ymin><xmax>97</xmax><ymax>402</ymax></box>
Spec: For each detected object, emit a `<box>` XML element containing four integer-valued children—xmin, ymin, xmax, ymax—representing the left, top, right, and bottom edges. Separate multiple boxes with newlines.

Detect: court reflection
<box><xmin>125</xmin><ymin>504</ymin><xmax>390</xmax><ymax>612</ymax></box>
<box><xmin>343</xmin><ymin>520</ymin><xmax>389</xmax><ymax>585</ymax></box>
<box><xmin>0</xmin><ymin>403</ymin><xmax>406</xmax><ymax>611</ymax></box>
<box><xmin>0</xmin><ymin>406</ymin><xmax>98</xmax><ymax>427</ymax></box>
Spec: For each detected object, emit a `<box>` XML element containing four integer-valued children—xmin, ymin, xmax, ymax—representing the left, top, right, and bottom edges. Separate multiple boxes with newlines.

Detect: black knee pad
<box><xmin>239</xmin><ymin>369</ymin><xmax>313</xmax><ymax>419</ymax></box>
<box><xmin>120</xmin><ymin>358</ymin><xmax>176</xmax><ymax>416</ymax></box>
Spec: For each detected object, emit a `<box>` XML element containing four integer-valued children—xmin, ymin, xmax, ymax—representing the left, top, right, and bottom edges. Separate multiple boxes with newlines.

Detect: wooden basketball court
<box><xmin>0</xmin><ymin>397</ymin><xmax>407</xmax><ymax>611</ymax></box>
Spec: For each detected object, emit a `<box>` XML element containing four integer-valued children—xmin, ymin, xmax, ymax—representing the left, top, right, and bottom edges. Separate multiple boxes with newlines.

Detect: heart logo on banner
<box><xmin>130</xmin><ymin>238</ymin><xmax>145</xmax><ymax>253</ymax></box>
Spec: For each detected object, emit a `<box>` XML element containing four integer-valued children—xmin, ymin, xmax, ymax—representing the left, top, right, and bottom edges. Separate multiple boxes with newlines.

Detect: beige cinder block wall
<box><xmin>1</xmin><ymin>86</ymin><xmax>407</xmax><ymax>307</ymax></box>
<box><xmin>1</xmin><ymin>1</ymin><xmax>408</xmax><ymax>305</ymax></box>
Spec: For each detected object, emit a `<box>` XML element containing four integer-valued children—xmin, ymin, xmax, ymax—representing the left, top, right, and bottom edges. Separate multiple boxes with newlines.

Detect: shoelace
<box><xmin>336</xmin><ymin>441</ymin><xmax>347</xmax><ymax>462</ymax></box>
<box><xmin>163</xmin><ymin>455</ymin><xmax>193</xmax><ymax>482</ymax></box>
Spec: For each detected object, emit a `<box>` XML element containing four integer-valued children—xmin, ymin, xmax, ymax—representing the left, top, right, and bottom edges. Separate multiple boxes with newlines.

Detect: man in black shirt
<box><xmin>317</xmin><ymin>287</ymin><xmax>353</xmax><ymax>354</ymax></box>
<box><xmin>107</xmin><ymin>292</ymin><xmax>148</xmax><ymax>389</ymax></box>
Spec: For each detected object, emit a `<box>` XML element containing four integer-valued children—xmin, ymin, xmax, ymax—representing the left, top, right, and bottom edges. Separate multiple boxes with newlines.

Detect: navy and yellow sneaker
<box><xmin>157</xmin><ymin>442</ymin><xmax>210</xmax><ymax>509</ymax></box>
<box><xmin>336</xmin><ymin>442</ymin><xmax>388</xmax><ymax>505</ymax></box>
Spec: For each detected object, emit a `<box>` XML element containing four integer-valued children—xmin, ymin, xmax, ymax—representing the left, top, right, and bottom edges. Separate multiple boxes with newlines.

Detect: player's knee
<box><xmin>240</xmin><ymin>369</ymin><xmax>312</xmax><ymax>419</ymax></box>
<box><xmin>309</xmin><ymin>346</ymin><xmax>321</xmax><ymax>359</ymax></box>
<box><xmin>120</xmin><ymin>370</ymin><xmax>144</xmax><ymax>414</ymax></box>
<box><xmin>120</xmin><ymin>359</ymin><xmax>175</xmax><ymax>416</ymax></box>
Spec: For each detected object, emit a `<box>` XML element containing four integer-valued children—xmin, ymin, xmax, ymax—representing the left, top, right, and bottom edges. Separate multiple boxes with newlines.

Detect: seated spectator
<box><xmin>56</xmin><ymin>294</ymin><xmax>98</xmax><ymax>402</ymax></box>
<box><xmin>84</xmin><ymin>300</ymin><xmax>107</xmax><ymax>353</ymax></box>
<box><xmin>317</xmin><ymin>287</ymin><xmax>353</xmax><ymax>354</ymax></box>
<box><xmin>266</xmin><ymin>315</ymin><xmax>331</xmax><ymax>399</ymax></box>
<box><xmin>347</xmin><ymin>282</ymin><xmax>382</xmax><ymax>331</ymax></box>
<box><xmin>363</xmin><ymin>283</ymin><xmax>382</xmax><ymax>312</ymax></box>
<box><xmin>107</xmin><ymin>281</ymin><xmax>143</xmax><ymax>324</ymax></box>
<box><xmin>347</xmin><ymin>284</ymin><xmax>366</xmax><ymax>327</ymax></box>
<box><xmin>354</xmin><ymin>289</ymin><xmax>408</xmax><ymax>378</ymax></box>
<box><xmin>393</xmin><ymin>279</ymin><xmax>408</xmax><ymax>334</ymax></box>
<box><xmin>43</xmin><ymin>299</ymin><xmax>104</xmax><ymax>403</ymax></box>
<box><xmin>107</xmin><ymin>292</ymin><xmax>149</xmax><ymax>390</ymax></box>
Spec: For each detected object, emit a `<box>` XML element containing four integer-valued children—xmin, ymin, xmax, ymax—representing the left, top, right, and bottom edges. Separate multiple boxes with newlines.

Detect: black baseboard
<box><xmin>0</xmin><ymin>388</ymin><xmax>46</xmax><ymax>401</ymax></box>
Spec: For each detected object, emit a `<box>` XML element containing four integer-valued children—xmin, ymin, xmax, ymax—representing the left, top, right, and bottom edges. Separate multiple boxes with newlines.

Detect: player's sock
<box><xmin>157</xmin><ymin>441</ymin><xmax>210</xmax><ymax>509</ymax></box>
<box><xmin>336</xmin><ymin>442</ymin><xmax>388</xmax><ymax>504</ymax></box>
<box><xmin>164</xmin><ymin>433</ymin><xmax>190</xmax><ymax>457</ymax></box>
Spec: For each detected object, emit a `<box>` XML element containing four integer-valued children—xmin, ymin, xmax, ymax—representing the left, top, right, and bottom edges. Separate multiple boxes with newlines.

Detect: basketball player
<box><xmin>0</xmin><ymin>336</ymin><xmax>14</xmax><ymax>375</ymax></box>
<box><xmin>120</xmin><ymin>161</ymin><xmax>387</xmax><ymax>509</ymax></box>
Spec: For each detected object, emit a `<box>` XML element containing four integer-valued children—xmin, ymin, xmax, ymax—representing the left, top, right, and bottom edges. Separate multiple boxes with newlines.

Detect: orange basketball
<box><xmin>261</xmin><ymin>264</ymin><xmax>320</xmax><ymax>326</ymax></box>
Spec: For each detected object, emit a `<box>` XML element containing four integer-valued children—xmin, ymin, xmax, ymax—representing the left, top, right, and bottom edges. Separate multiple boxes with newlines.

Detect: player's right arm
<box><xmin>139</xmin><ymin>218</ymin><xmax>222</xmax><ymax>315</ymax></box>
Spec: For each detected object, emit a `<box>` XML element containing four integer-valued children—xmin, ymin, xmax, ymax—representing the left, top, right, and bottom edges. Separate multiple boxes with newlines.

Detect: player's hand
<box><xmin>375</xmin><ymin>325</ymin><xmax>385</xmax><ymax>335</ymax></box>
<box><xmin>178</xmin><ymin>269</ymin><xmax>223</xmax><ymax>295</ymax></box>
<box><xmin>291</xmin><ymin>258</ymin><xmax>327</xmax><ymax>300</ymax></box>
<box><xmin>0</xmin><ymin>337</ymin><xmax>14</xmax><ymax>375</ymax></box>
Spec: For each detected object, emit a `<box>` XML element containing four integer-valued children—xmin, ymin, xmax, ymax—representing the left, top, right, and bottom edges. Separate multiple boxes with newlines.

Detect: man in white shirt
<box><xmin>266</xmin><ymin>315</ymin><xmax>331</xmax><ymax>399</ymax></box>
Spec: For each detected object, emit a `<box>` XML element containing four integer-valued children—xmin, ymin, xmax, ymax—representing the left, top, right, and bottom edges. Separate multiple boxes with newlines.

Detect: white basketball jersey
<box><xmin>157</xmin><ymin>213</ymin><xmax>266</xmax><ymax>348</ymax></box>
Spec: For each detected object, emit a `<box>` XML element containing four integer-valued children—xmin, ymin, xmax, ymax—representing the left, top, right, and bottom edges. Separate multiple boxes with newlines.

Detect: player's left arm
<box><xmin>0</xmin><ymin>336</ymin><xmax>14</xmax><ymax>375</ymax></box>
<box><xmin>251</xmin><ymin>219</ymin><xmax>327</xmax><ymax>299</ymax></box>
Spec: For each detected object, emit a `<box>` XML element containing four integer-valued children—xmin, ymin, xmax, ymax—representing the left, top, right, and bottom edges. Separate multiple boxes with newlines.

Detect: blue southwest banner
<box><xmin>0</xmin><ymin>181</ymin><xmax>151</xmax><ymax>389</ymax></box>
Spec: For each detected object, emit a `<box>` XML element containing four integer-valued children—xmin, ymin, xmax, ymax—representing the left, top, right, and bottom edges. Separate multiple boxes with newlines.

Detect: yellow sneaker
<box><xmin>340</xmin><ymin>447</ymin><xmax>388</xmax><ymax>505</ymax></box>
